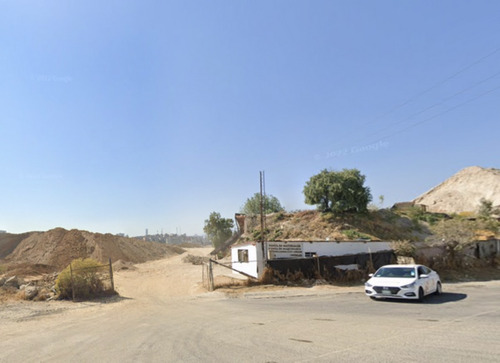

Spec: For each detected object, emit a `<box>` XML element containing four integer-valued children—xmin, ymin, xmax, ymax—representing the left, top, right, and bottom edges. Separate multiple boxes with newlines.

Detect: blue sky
<box><xmin>1</xmin><ymin>1</ymin><xmax>499</xmax><ymax>236</ymax></box>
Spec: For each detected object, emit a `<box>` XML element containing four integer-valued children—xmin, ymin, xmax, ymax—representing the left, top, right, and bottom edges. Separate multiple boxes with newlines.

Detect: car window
<box><xmin>374</xmin><ymin>267</ymin><xmax>415</xmax><ymax>278</ymax></box>
<box><xmin>418</xmin><ymin>266</ymin><xmax>431</xmax><ymax>276</ymax></box>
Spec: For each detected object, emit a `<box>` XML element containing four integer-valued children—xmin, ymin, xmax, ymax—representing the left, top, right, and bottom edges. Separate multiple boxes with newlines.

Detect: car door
<box><xmin>423</xmin><ymin>266</ymin><xmax>435</xmax><ymax>294</ymax></box>
<box><xmin>427</xmin><ymin>267</ymin><xmax>438</xmax><ymax>292</ymax></box>
<box><xmin>418</xmin><ymin>266</ymin><xmax>432</xmax><ymax>294</ymax></box>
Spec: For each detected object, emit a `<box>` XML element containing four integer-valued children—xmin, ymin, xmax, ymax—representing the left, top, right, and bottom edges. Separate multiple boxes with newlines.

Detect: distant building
<box><xmin>0</xmin><ymin>230</ymin><xmax>6</xmax><ymax>234</ymax></box>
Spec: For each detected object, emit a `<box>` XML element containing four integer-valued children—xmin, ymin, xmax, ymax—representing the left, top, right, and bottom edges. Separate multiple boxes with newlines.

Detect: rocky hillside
<box><xmin>0</xmin><ymin>228</ymin><xmax>185</xmax><ymax>273</ymax></box>
<box><xmin>413</xmin><ymin>166</ymin><xmax>500</xmax><ymax>214</ymax></box>
<box><xmin>239</xmin><ymin>209</ymin><xmax>429</xmax><ymax>243</ymax></box>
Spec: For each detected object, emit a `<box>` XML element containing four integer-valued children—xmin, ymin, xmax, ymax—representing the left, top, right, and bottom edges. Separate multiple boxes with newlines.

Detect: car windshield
<box><xmin>374</xmin><ymin>267</ymin><xmax>416</xmax><ymax>278</ymax></box>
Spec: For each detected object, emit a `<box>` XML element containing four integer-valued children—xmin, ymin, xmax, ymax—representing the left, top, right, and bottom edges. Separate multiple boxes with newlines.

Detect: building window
<box><xmin>237</xmin><ymin>249</ymin><xmax>249</xmax><ymax>263</ymax></box>
<box><xmin>305</xmin><ymin>252</ymin><xmax>317</xmax><ymax>258</ymax></box>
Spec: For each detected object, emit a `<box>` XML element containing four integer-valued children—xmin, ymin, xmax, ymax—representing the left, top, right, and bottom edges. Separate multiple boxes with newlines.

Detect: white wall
<box><xmin>231</xmin><ymin>243</ymin><xmax>264</xmax><ymax>279</ymax></box>
<box><xmin>232</xmin><ymin>241</ymin><xmax>392</xmax><ymax>279</ymax></box>
<box><xmin>267</xmin><ymin>241</ymin><xmax>391</xmax><ymax>259</ymax></box>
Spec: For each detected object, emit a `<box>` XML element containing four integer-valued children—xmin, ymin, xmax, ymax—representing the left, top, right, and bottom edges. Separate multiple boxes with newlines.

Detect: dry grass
<box><xmin>242</xmin><ymin>209</ymin><xmax>429</xmax><ymax>243</ymax></box>
<box><xmin>182</xmin><ymin>254</ymin><xmax>209</xmax><ymax>266</ymax></box>
<box><xmin>0</xmin><ymin>286</ymin><xmax>24</xmax><ymax>303</ymax></box>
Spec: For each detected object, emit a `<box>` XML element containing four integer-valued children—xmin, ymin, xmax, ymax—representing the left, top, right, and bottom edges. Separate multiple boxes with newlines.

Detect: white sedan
<box><xmin>365</xmin><ymin>264</ymin><xmax>442</xmax><ymax>302</ymax></box>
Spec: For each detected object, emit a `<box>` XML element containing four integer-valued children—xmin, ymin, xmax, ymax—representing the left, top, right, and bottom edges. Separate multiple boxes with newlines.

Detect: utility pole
<box><xmin>260</xmin><ymin>171</ymin><xmax>266</xmax><ymax>260</ymax></box>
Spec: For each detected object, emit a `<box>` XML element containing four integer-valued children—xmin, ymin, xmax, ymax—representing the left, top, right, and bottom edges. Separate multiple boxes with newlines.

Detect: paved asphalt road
<box><xmin>1</xmin><ymin>280</ymin><xmax>499</xmax><ymax>362</ymax></box>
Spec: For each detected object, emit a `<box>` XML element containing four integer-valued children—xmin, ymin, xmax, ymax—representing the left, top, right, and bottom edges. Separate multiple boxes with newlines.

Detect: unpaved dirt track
<box><xmin>1</xmin><ymin>249</ymin><xmax>500</xmax><ymax>362</ymax></box>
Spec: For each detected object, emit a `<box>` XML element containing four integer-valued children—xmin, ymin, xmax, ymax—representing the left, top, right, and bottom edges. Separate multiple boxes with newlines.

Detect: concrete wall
<box><xmin>231</xmin><ymin>243</ymin><xmax>265</xmax><ymax>279</ymax></box>
<box><xmin>232</xmin><ymin>241</ymin><xmax>392</xmax><ymax>279</ymax></box>
<box><xmin>267</xmin><ymin>241</ymin><xmax>391</xmax><ymax>259</ymax></box>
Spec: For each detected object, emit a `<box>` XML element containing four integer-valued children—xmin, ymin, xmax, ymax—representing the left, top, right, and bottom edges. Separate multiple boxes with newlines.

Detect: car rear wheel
<box><xmin>434</xmin><ymin>282</ymin><xmax>442</xmax><ymax>295</ymax></box>
<box><xmin>417</xmin><ymin>287</ymin><xmax>424</xmax><ymax>303</ymax></box>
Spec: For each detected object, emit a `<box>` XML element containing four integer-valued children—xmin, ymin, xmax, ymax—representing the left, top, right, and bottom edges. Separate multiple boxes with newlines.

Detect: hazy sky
<box><xmin>1</xmin><ymin>1</ymin><xmax>499</xmax><ymax>236</ymax></box>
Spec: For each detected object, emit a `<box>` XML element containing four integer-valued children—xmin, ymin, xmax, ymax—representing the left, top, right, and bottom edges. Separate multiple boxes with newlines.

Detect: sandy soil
<box><xmin>1</xmin><ymin>228</ymin><xmax>184</xmax><ymax>272</ymax></box>
<box><xmin>414</xmin><ymin>166</ymin><xmax>500</xmax><ymax>213</ymax></box>
<box><xmin>0</xmin><ymin>248</ymin><xmax>356</xmax><ymax>324</ymax></box>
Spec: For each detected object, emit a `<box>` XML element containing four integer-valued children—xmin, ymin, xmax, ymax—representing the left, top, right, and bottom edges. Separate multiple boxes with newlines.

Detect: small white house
<box><xmin>231</xmin><ymin>240</ymin><xmax>392</xmax><ymax>279</ymax></box>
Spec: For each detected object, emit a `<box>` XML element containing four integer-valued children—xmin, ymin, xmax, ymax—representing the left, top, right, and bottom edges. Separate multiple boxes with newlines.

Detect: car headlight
<box><xmin>401</xmin><ymin>282</ymin><xmax>415</xmax><ymax>289</ymax></box>
<box><xmin>365</xmin><ymin>282</ymin><xmax>373</xmax><ymax>287</ymax></box>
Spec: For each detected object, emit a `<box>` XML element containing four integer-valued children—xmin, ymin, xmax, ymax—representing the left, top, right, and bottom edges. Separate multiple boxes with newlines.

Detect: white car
<box><xmin>365</xmin><ymin>264</ymin><xmax>442</xmax><ymax>302</ymax></box>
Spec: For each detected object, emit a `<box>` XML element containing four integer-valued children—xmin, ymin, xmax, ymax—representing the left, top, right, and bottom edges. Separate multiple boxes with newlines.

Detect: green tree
<box><xmin>303</xmin><ymin>168</ymin><xmax>372</xmax><ymax>213</ymax></box>
<box><xmin>203</xmin><ymin>212</ymin><xmax>234</xmax><ymax>250</ymax></box>
<box><xmin>241</xmin><ymin>193</ymin><xmax>284</xmax><ymax>215</ymax></box>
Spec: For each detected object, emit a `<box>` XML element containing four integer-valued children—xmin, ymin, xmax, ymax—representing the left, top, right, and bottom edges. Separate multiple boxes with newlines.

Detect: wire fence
<box><xmin>69</xmin><ymin>258</ymin><xmax>115</xmax><ymax>301</ymax></box>
<box><xmin>202</xmin><ymin>258</ymin><xmax>251</xmax><ymax>291</ymax></box>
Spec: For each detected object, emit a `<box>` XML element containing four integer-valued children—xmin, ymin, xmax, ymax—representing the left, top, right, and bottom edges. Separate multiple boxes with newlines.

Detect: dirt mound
<box><xmin>2</xmin><ymin>228</ymin><xmax>185</xmax><ymax>273</ymax></box>
<box><xmin>413</xmin><ymin>166</ymin><xmax>500</xmax><ymax>214</ymax></box>
<box><xmin>0</xmin><ymin>232</ymin><xmax>36</xmax><ymax>259</ymax></box>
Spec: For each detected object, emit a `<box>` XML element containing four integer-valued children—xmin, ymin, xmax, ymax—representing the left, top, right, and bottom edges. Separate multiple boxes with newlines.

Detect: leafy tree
<box><xmin>241</xmin><ymin>193</ymin><xmax>284</xmax><ymax>215</ymax></box>
<box><xmin>303</xmin><ymin>168</ymin><xmax>372</xmax><ymax>213</ymax></box>
<box><xmin>203</xmin><ymin>212</ymin><xmax>234</xmax><ymax>250</ymax></box>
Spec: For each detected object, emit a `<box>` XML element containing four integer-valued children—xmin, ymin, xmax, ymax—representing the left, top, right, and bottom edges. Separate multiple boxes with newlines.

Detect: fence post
<box><xmin>70</xmin><ymin>263</ymin><xmax>75</xmax><ymax>301</ymax></box>
<box><xmin>209</xmin><ymin>259</ymin><xmax>214</xmax><ymax>291</ymax></box>
<box><xmin>109</xmin><ymin>258</ymin><xmax>115</xmax><ymax>292</ymax></box>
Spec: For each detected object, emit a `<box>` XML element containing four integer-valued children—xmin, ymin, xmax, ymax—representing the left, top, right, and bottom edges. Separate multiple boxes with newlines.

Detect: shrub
<box><xmin>55</xmin><ymin>258</ymin><xmax>108</xmax><ymax>300</ymax></box>
<box><xmin>342</xmin><ymin>229</ymin><xmax>371</xmax><ymax>240</ymax></box>
<box><xmin>391</xmin><ymin>240</ymin><xmax>416</xmax><ymax>257</ymax></box>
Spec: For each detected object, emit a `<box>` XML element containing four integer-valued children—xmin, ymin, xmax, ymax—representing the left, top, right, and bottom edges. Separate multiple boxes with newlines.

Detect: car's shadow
<box><xmin>425</xmin><ymin>292</ymin><xmax>467</xmax><ymax>304</ymax></box>
<box><xmin>376</xmin><ymin>292</ymin><xmax>467</xmax><ymax>304</ymax></box>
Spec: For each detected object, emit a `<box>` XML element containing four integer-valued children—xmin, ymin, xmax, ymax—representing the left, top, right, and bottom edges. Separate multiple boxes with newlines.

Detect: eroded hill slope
<box><xmin>414</xmin><ymin>166</ymin><xmax>500</xmax><ymax>214</ymax></box>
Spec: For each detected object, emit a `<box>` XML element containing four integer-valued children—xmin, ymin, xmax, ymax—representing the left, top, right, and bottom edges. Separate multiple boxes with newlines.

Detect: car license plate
<box><xmin>382</xmin><ymin>289</ymin><xmax>391</xmax><ymax>295</ymax></box>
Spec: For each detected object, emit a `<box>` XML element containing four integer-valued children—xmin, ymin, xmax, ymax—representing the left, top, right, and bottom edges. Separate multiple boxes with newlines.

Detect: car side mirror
<box><xmin>368</xmin><ymin>273</ymin><xmax>373</xmax><ymax>277</ymax></box>
<box><xmin>420</xmin><ymin>274</ymin><xmax>429</xmax><ymax>279</ymax></box>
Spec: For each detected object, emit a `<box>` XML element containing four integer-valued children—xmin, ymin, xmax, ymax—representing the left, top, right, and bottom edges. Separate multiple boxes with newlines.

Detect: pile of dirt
<box><xmin>0</xmin><ymin>228</ymin><xmax>185</xmax><ymax>274</ymax></box>
<box><xmin>0</xmin><ymin>232</ymin><xmax>35</xmax><ymax>259</ymax></box>
<box><xmin>414</xmin><ymin>166</ymin><xmax>500</xmax><ymax>214</ymax></box>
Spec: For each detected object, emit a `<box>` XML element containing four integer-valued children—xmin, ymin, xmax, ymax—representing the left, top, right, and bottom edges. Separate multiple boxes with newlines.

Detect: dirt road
<box><xmin>1</xmin><ymin>249</ymin><xmax>499</xmax><ymax>362</ymax></box>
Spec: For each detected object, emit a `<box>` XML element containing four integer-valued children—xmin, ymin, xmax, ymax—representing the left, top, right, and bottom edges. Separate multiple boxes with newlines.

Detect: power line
<box><xmin>357</xmin><ymin>69</ymin><xmax>500</xmax><ymax>142</ymax></box>
<box><xmin>369</xmin><ymin>46</ymin><xmax>500</xmax><ymax>124</ymax></box>
<box><xmin>372</xmin><ymin>83</ymin><xmax>500</xmax><ymax>143</ymax></box>
<box><xmin>319</xmin><ymin>46</ymin><xmax>500</xmax><ymax>156</ymax></box>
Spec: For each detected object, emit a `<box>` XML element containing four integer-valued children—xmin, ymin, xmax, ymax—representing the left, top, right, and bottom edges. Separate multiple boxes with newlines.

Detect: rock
<box><xmin>4</xmin><ymin>276</ymin><xmax>20</xmax><ymax>288</ymax></box>
<box><xmin>24</xmin><ymin>286</ymin><xmax>39</xmax><ymax>300</ymax></box>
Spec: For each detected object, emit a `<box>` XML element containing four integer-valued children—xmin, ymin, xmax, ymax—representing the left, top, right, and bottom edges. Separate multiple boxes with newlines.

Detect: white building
<box><xmin>231</xmin><ymin>240</ymin><xmax>392</xmax><ymax>279</ymax></box>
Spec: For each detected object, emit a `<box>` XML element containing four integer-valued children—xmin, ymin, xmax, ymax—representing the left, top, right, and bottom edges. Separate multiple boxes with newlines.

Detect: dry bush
<box><xmin>213</xmin><ymin>275</ymin><xmax>247</xmax><ymax>289</ymax></box>
<box><xmin>257</xmin><ymin>267</ymin><xmax>277</xmax><ymax>285</ymax></box>
<box><xmin>391</xmin><ymin>240</ymin><xmax>416</xmax><ymax>257</ymax></box>
<box><xmin>55</xmin><ymin>258</ymin><xmax>112</xmax><ymax>300</ymax></box>
<box><xmin>182</xmin><ymin>254</ymin><xmax>209</xmax><ymax>265</ymax></box>
<box><xmin>333</xmin><ymin>268</ymin><xmax>366</xmax><ymax>284</ymax></box>
<box><xmin>0</xmin><ymin>286</ymin><xmax>24</xmax><ymax>302</ymax></box>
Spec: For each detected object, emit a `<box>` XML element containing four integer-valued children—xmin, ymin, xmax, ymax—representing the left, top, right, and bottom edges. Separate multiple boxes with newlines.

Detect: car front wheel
<box><xmin>434</xmin><ymin>281</ymin><xmax>442</xmax><ymax>295</ymax></box>
<box><xmin>417</xmin><ymin>287</ymin><xmax>424</xmax><ymax>303</ymax></box>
